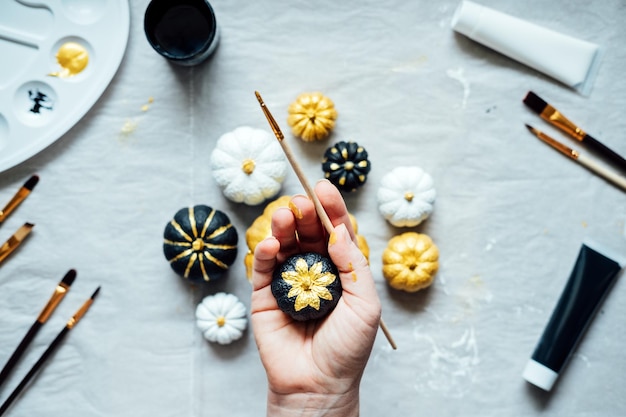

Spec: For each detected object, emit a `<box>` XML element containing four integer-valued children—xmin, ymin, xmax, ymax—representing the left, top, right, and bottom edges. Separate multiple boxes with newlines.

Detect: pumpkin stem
<box><xmin>344</xmin><ymin>161</ymin><xmax>355</xmax><ymax>171</ymax></box>
<box><xmin>241</xmin><ymin>158</ymin><xmax>256</xmax><ymax>175</ymax></box>
<box><xmin>216</xmin><ymin>316</ymin><xmax>226</xmax><ymax>327</ymax></box>
<box><xmin>404</xmin><ymin>192</ymin><xmax>414</xmax><ymax>202</ymax></box>
<box><xmin>192</xmin><ymin>238</ymin><xmax>205</xmax><ymax>251</ymax></box>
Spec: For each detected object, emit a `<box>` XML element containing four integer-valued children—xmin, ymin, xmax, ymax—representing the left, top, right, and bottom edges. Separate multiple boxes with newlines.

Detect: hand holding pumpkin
<box><xmin>251</xmin><ymin>180</ymin><xmax>381</xmax><ymax>417</ymax></box>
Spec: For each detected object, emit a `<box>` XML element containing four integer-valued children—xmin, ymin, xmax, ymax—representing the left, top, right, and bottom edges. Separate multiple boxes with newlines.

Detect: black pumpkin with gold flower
<box><xmin>322</xmin><ymin>141</ymin><xmax>371</xmax><ymax>192</ymax></box>
<box><xmin>271</xmin><ymin>252</ymin><xmax>342</xmax><ymax>321</ymax></box>
<box><xmin>163</xmin><ymin>205</ymin><xmax>238</xmax><ymax>283</ymax></box>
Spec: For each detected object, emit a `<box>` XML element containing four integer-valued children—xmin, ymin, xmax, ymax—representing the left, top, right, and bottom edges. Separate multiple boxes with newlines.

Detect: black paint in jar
<box><xmin>144</xmin><ymin>0</ymin><xmax>219</xmax><ymax>66</ymax></box>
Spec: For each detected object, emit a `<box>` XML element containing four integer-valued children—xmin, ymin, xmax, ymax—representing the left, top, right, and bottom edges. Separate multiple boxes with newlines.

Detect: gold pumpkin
<box><xmin>244</xmin><ymin>196</ymin><xmax>369</xmax><ymax>280</ymax></box>
<box><xmin>382</xmin><ymin>232</ymin><xmax>439</xmax><ymax>292</ymax></box>
<box><xmin>287</xmin><ymin>92</ymin><xmax>337</xmax><ymax>142</ymax></box>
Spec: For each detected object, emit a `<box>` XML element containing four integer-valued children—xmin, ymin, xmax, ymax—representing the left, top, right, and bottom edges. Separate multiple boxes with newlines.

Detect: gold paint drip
<box><xmin>49</xmin><ymin>42</ymin><xmax>89</xmax><ymax>78</ymax></box>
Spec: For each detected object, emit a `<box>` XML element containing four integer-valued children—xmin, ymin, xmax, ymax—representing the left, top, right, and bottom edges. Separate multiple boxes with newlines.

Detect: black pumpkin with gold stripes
<box><xmin>163</xmin><ymin>205</ymin><xmax>238</xmax><ymax>283</ymax></box>
<box><xmin>321</xmin><ymin>141</ymin><xmax>371</xmax><ymax>192</ymax></box>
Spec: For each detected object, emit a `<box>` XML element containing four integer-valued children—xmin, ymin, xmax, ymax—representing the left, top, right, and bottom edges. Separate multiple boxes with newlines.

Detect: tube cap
<box><xmin>522</xmin><ymin>359</ymin><xmax>559</xmax><ymax>391</ymax></box>
<box><xmin>451</xmin><ymin>1</ymin><xmax>485</xmax><ymax>37</ymax></box>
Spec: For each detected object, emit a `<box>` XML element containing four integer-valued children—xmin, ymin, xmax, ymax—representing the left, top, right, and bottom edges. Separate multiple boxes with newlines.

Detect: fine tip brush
<box><xmin>525</xmin><ymin>124</ymin><xmax>626</xmax><ymax>192</ymax></box>
<box><xmin>0</xmin><ymin>286</ymin><xmax>100</xmax><ymax>416</ymax></box>
<box><xmin>0</xmin><ymin>270</ymin><xmax>77</xmax><ymax>388</ymax></box>
<box><xmin>255</xmin><ymin>91</ymin><xmax>397</xmax><ymax>350</ymax></box>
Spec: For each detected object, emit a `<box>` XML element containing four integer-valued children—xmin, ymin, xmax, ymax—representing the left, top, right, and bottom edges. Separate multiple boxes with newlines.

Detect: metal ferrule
<box><xmin>37</xmin><ymin>283</ymin><xmax>70</xmax><ymax>323</ymax></box>
<box><xmin>541</xmin><ymin>106</ymin><xmax>586</xmax><ymax>141</ymax></box>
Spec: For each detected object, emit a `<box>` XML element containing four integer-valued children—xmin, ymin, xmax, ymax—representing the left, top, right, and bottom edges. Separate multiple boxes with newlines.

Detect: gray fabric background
<box><xmin>1</xmin><ymin>0</ymin><xmax>625</xmax><ymax>416</ymax></box>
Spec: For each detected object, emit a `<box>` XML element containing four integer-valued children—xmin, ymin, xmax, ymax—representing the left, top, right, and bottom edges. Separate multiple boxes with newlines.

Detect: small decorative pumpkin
<box><xmin>271</xmin><ymin>252</ymin><xmax>342</xmax><ymax>321</ymax></box>
<box><xmin>244</xmin><ymin>197</ymin><xmax>370</xmax><ymax>279</ymax></box>
<box><xmin>382</xmin><ymin>232</ymin><xmax>439</xmax><ymax>292</ymax></box>
<box><xmin>244</xmin><ymin>196</ymin><xmax>292</xmax><ymax>279</ymax></box>
<box><xmin>163</xmin><ymin>205</ymin><xmax>238</xmax><ymax>283</ymax></box>
<box><xmin>196</xmin><ymin>292</ymin><xmax>248</xmax><ymax>345</ymax></box>
<box><xmin>322</xmin><ymin>141</ymin><xmax>371</xmax><ymax>192</ymax></box>
<box><xmin>287</xmin><ymin>92</ymin><xmax>337</xmax><ymax>142</ymax></box>
<box><xmin>377</xmin><ymin>166</ymin><xmax>436</xmax><ymax>227</ymax></box>
<box><xmin>210</xmin><ymin>126</ymin><xmax>288</xmax><ymax>205</ymax></box>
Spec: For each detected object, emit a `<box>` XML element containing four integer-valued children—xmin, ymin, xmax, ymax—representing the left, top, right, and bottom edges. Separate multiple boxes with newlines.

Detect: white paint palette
<box><xmin>0</xmin><ymin>0</ymin><xmax>129</xmax><ymax>173</ymax></box>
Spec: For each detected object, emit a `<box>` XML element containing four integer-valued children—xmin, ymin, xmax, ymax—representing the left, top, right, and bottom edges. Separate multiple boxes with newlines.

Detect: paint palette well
<box><xmin>0</xmin><ymin>0</ymin><xmax>129</xmax><ymax>173</ymax></box>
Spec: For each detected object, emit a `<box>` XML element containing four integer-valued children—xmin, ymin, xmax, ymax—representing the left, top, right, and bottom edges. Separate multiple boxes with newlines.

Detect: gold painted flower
<box><xmin>281</xmin><ymin>258</ymin><xmax>337</xmax><ymax>311</ymax></box>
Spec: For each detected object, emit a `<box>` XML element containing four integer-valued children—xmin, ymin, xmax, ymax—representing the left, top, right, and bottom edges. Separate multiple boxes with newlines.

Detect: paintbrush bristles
<box><xmin>24</xmin><ymin>175</ymin><xmax>39</xmax><ymax>191</ymax></box>
<box><xmin>61</xmin><ymin>269</ymin><xmax>77</xmax><ymax>286</ymax></box>
<box><xmin>523</xmin><ymin>91</ymin><xmax>548</xmax><ymax>114</ymax></box>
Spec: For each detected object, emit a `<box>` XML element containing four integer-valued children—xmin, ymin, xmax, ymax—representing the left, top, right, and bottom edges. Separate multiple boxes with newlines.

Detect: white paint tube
<box><xmin>451</xmin><ymin>1</ymin><xmax>602</xmax><ymax>95</ymax></box>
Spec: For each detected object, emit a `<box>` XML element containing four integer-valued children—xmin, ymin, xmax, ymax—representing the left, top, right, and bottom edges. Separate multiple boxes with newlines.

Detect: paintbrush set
<box><xmin>523</xmin><ymin>91</ymin><xmax>626</xmax><ymax>192</ymax></box>
<box><xmin>0</xmin><ymin>286</ymin><xmax>100</xmax><ymax>416</ymax></box>
<box><xmin>0</xmin><ymin>176</ymin><xmax>101</xmax><ymax>414</ymax></box>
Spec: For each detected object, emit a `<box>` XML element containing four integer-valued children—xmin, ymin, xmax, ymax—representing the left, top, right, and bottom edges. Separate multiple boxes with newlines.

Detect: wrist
<box><xmin>267</xmin><ymin>390</ymin><xmax>359</xmax><ymax>417</ymax></box>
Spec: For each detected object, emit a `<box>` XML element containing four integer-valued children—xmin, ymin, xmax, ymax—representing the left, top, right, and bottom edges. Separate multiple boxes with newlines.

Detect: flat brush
<box><xmin>0</xmin><ymin>175</ymin><xmax>39</xmax><ymax>224</ymax></box>
<box><xmin>525</xmin><ymin>124</ymin><xmax>626</xmax><ymax>192</ymax></box>
<box><xmin>255</xmin><ymin>91</ymin><xmax>397</xmax><ymax>350</ymax></box>
<box><xmin>0</xmin><ymin>286</ymin><xmax>100</xmax><ymax>416</ymax></box>
<box><xmin>0</xmin><ymin>270</ymin><xmax>77</xmax><ymax>388</ymax></box>
<box><xmin>523</xmin><ymin>91</ymin><xmax>626</xmax><ymax>172</ymax></box>
<box><xmin>0</xmin><ymin>223</ymin><xmax>34</xmax><ymax>265</ymax></box>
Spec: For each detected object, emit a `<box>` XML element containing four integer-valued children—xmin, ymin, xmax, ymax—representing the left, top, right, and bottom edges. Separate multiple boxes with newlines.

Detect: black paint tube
<box><xmin>523</xmin><ymin>243</ymin><xmax>624</xmax><ymax>391</ymax></box>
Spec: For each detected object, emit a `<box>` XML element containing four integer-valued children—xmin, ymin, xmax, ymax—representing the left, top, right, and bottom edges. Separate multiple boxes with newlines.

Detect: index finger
<box><xmin>315</xmin><ymin>179</ymin><xmax>357</xmax><ymax>243</ymax></box>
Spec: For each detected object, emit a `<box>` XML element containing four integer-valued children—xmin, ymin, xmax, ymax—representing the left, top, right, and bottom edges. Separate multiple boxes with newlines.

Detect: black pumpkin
<box><xmin>271</xmin><ymin>252</ymin><xmax>342</xmax><ymax>321</ymax></box>
<box><xmin>163</xmin><ymin>205</ymin><xmax>238</xmax><ymax>283</ymax></box>
<box><xmin>322</xmin><ymin>141</ymin><xmax>371</xmax><ymax>192</ymax></box>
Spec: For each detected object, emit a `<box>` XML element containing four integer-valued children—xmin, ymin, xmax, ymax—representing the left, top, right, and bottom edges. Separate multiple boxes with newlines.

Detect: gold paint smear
<box><xmin>289</xmin><ymin>201</ymin><xmax>303</xmax><ymax>219</ymax></box>
<box><xmin>49</xmin><ymin>42</ymin><xmax>89</xmax><ymax>78</ymax></box>
<box><xmin>328</xmin><ymin>231</ymin><xmax>337</xmax><ymax>245</ymax></box>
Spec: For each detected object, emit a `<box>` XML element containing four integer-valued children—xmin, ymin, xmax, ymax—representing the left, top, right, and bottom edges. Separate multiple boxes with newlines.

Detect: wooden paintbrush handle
<box><xmin>577</xmin><ymin>154</ymin><xmax>626</xmax><ymax>192</ymax></box>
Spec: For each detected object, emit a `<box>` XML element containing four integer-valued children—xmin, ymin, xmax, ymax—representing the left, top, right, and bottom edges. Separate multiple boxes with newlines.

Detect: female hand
<box><xmin>251</xmin><ymin>180</ymin><xmax>381</xmax><ymax>417</ymax></box>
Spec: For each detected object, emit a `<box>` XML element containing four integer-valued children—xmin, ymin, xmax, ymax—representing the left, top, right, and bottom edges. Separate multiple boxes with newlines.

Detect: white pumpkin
<box><xmin>377</xmin><ymin>166</ymin><xmax>436</xmax><ymax>227</ymax></box>
<box><xmin>210</xmin><ymin>126</ymin><xmax>288</xmax><ymax>205</ymax></box>
<box><xmin>196</xmin><ymin>292</ymin><xmax>248</xmax><ymax>345</ymax></box>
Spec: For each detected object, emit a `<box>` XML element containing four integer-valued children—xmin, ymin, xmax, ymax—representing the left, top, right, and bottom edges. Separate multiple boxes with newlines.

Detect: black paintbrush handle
<box><xmin>584</xmin><ymin>134</ymin><xmax>626</xmax><ymax>172</ymax></box>
<box><xmin>0</xmin><ymin>327</ymin><xmax>69</xmax><ymax>416</ymax></box>
<box><xmin>0</xmin><ymin>321</ymin><xmax>42</xmax><ymax>388</ymax></box>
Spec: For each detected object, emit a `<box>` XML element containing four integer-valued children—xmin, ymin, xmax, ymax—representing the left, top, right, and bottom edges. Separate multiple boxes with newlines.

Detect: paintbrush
<box><xmin>525</xmin><ymin>124</ymin><xmax>626</xmax><ymax>192</ymax></box>
<box><xmin>255</xmin><ymin>91</ymin><xmax>397</xmax><ymax>350</ymax></box>
<box><xmin>0</xmin><ymin>270</ymin><xmax>77</xmax><ymax>388</ymax></box>
<box><xmin>0</xmin><ymin>223</ymin><xmax>34</xmax><ymax>266</ymax></box>
<box><xmin>0</xmin><ymin>175</ymin><xmax>39</xmax><ymax>224</ymax></box>
<box><xmin>523</xmin><ymin>91</ymin><xmax>626</xmax><ymax>172</ymax></box>
<box><xmin>0</xmin><ymin>287</ymin><xmax>100</xmax><ymax>416</ymax></box>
